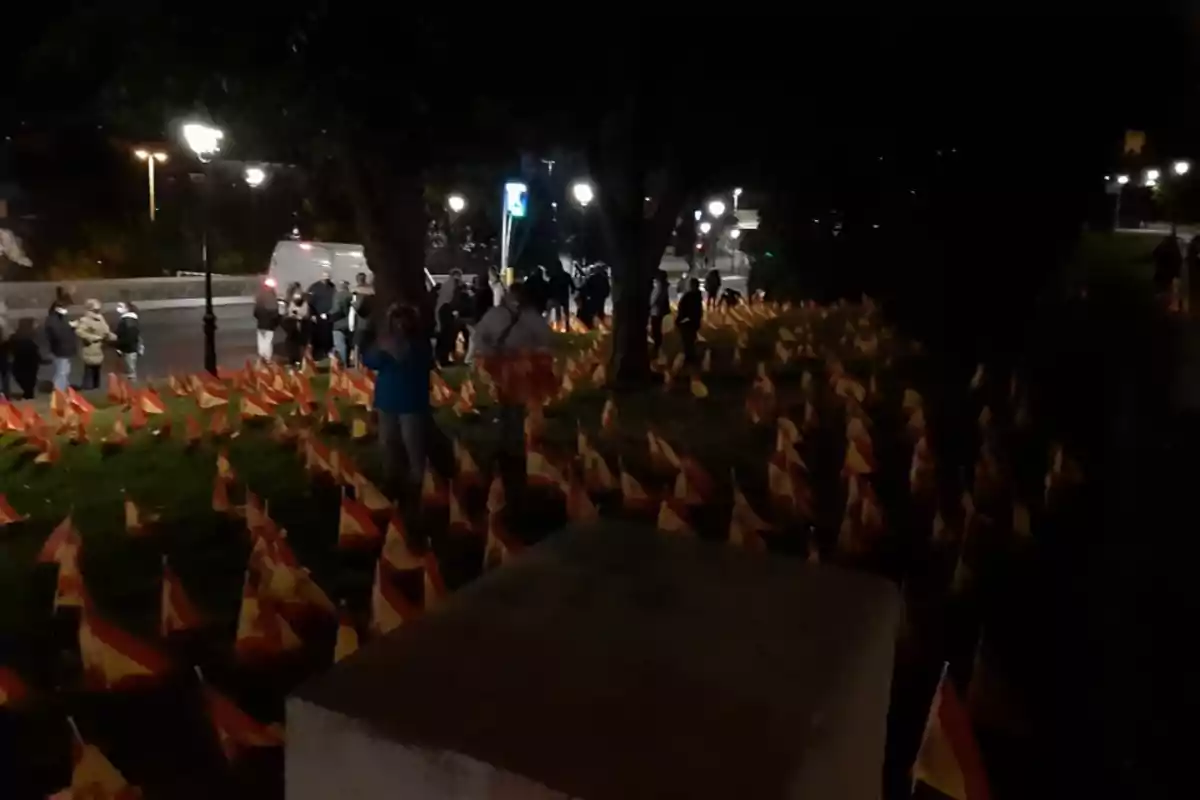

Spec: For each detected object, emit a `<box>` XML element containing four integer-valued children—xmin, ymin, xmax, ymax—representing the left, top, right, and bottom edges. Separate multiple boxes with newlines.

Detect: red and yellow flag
<box><xmin>382</xmin><ymin>514</ymin><xmax>423</xmax><ymax>571</ymax></box>
<box><xmin>913</xmin><ymin>665</ymin><xmax>992</xmax><ymax>800</ymax></box>
<box><xmin>139</xmin><ymin>388</ymin><xmax>166</xmax><ymax>415</ymax></box>
<box><xmin>161</xmin><ymin>557</ymin><xmax>203</xmax><ymax>636</ymax></box>
<box><xmin>335</xmin><ymin>605</ymin><xmax>359</xmax><ymax>663</ymax></box>
<box><xmin>354</xmin><ymin>474</ymin><xmax>392</xmax><ymax>514</ymax></box>
<box><xmin>483</xmin><ymin>512</ymin><xmax>523</xmax><ymax>571</ymax></box>
<box><xmin>201</xmin><ymin>676</ymin><xmax>285</xmax><ymax>761</ymax></box>
<box><xmin>0</xmin><ymin>495</ymin><xmax>26</xmax><ymax>527</ymax></box>
<box><xmin>351</xmin><ymin>417</ymin><xmax>370</xmax><ymax>440</ymax></box>
<box><xmin>196</xmin><ymin>382</ymin><xmax>230</xmax><ymax>410</ymax></box>
<box><xmin>582</xmin><ymin>448</ymin><xmax>617</xmax><ymax>494</ymax></box>
<box><xmin>371</xmin><ymin>560</ymin><xmax>420</xmax><ymax>635</ymax></box>
<box><xmin>656</xmin><ymin>499</ymin><xmax>694</xmax><ymax>536</ymax></box>
<box><xmin>566</xmin><ymin>469</ymin><xmax>599</xmax><ymax>523</ymax></box>
<box><xmin>105</xmin><ymin>418</ymin><xmax>129</xmax><ymax>447</ymax></box>
<box><xmin>619</xmin><ymin>460</ymin><xmax>655</xmax><ymax>514</ymax></box>
<box><xmin>62</xmin><ymin>727</ymin><xmax>142</xmax><ymax>800</ymax></box>
<box><xmin>234</xmin><ymin>570</ymin><xmax>302</xmax><ymax>662</ymax></box>
<box><xmin>240</xmin><ymin>393</ymin><xmax>271</xmax><ymax>419</ymax></box>
<box><xmin>647</xmin><ymin>430</ymin><xmax>682</xmax><ymax>473</ymax></box>
<box><xmin>526</xmin><ymin>447</ymin><xmax>568</xmax><ymax>494</ymax></box>
<box><xmin>600</xmin><ymin>397</ymin><xmax>618</xmax><ymax>433</ymax></box>
<box><xmin>39</xmin><ymin>515</ymin><xmax>80</xmax><ymax>564</ymax></box>
<box><xmin>0</xmin><ymin>399</ymin><xmax>24</xmax><ymax>433</ymax></box>
<box><xmin>67</xmin><ymin>387</ymin><xmax>96</xmax><ymax>417</ymax></box>
<box><xmin>0</xmin><ymin>666</ymin><xmax>29</xmax><ymax>707</ymax></box>
<box><xmin>338</xmin><ymin>491</ymin><xmax>382</xmax><ymax>548</ymax></box>
<box><xmin>80</xmin><ymin>600</ymin><xmax>171</xmax><ymax>690</ymax></box>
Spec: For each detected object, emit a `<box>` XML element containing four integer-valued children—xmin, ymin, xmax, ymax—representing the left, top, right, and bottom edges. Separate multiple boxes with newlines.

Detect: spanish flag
<box><xmin>335</xmin><ymin>604</ymin><xmax>359</xmax><ymax>663</ymax></box>
<box><xmin>139</xmin><ymin>388</ymin><xmax>166</xmax><ymax>415</ymax></box>
<box><xmin>567</xmin><ymin>469</ymin><xmax>599</xmax><ymax>523</ymax></box>
<box><xmin>199</xmin><ymin>670</ymin><xmax>284</xmax><ymax>761</ymax></box>
<box><xmin>454</xmin><ymin>440</ymin><xmax>482</xmax><ymax>487</ymax></box>
<box><xmin>168</xmin><ymin>374</ymin><xmax>189</xmax><ymax>397</ymax></box>
<box><xmin>371</xmin><ymin>560</ymin><xmax>420</xmax><ymax>635</ymax></box>
<box><xmin>447</xmin><ymin>487</ymin><xmax>477</xmax><ymax>536</ymax></box>
<box><xmin>351</xmin><ymin>417</ymin><xmax>370</xmax><ymax>440</ymax></box>
<box><xmin>209</xmin><ymin>410</ymin><xmax>232</xmax><ymax>438</ymax></box>
<box><xmin>619</xmin><ymin>460</ymin><xmax>655</xmax><ymax>514</ymax></box>
<box><xmin>241</xmin><ymin>393</ymin><xmax>271</xmax><ymax>419</ymax></box>
<box><xmin>487</xmin><ymin>475</ymin><xmax>507</xmax><ymax>516</ymax></box>
<box><xmin>338</xmin><ymin>490</ymin><xmax>382</xmax><ymax>548</ymax></box>
<box><xmin>656</xmin><ymin>499</ymin><xmax>694</xmax><ymax>535</ymax></box>
<box><xmin>124</xmin><ymin>494</ymin><xmax>157</xmax><ymax>535</ymax></box>
<box><xmin>484</xmin><ymin>512</ymin><xmax>523</xmax><ymax>571</ymax></box>
<box><xmin>912</xmin><ymin>665</ymin><xmax>992</xmax><ymax>800</ymax></box>
<box><xmin>647</xmin><ymin>430</ymin><xmax>681</xmax><ymax>473</ymax></box>
<box><xmin>305</xmin><ymin>439</ymin><xmax>334</xmax><ymax>476</ymax></box>
<box><xmin>54</xmin><ymin>542</ymin><xmax>85</xmax><ymax>611</ymax></box>
<box><xmin>842</xmin><ymin>438</ymin><xmax>875</xmax><ymax>478</ymax></box>
<box><xmin>61</xmin><ymin>723</ymin><xmax>142</xmax><ymax>800</ymax></box>
<box><xmin>689</xmin><ymin>376</ymin><xmax>709</xmax><ymax>398</ymax></box>
<box><xmin>423</xmin><ymin>551</ymin><xmax>448</xmax><ymax>609</ymax></box>
<box><xmin>161</xmin><ymin>557</ymin><xmax>203</xmax><ymax>636</ymax></box>
<box><xmin>600</xmin><ymin>397</ymin><xmax>618</xmax><ymax>433</ymax></box>
<box><xmin>216</xmin><ymin>448</ymin><xmax>236</xmax><ymax>482</ymax></box>
<box><xmin>271</xmin><ymin>414</ymin><xmax>295</xmax><ymax>444</ymax></box>
<box><xmin>0</xmin><ymin>665</ymin><xmax>29</xmax><ymax>707</ymax></box>
<box><xmin>582</xmin><ymin>448</ymin><xmax>617</xmax><ymax>494</ymax></box>
<box><xmin>128</xmin><ymin>400</ymin><xmax>148</xmax><ymax>431</ymax></box>
<box><xmin>196</xmin><ymin>382</ymin><xmax>230</xmax><ymax>409</ymax></box>
<box><xmin>105</xmin><ymin>418</ymin><xmax>130</xmax><ymax>447</ymax></box>
<box><xmin>382</xmin><ymin>514</ymin><xmax>423</xmax><ymax>571</ymax></box>
<box><xmin>244</xmin><ymin>490</ymin><xmax>273</xmax><ymax>536</ymax></box>
<box><xmin>0</xmin><ymin>399</ymin><xmax>24</xmax><ymax>433</ymax></box>
<box><xmin>324</xmin><ymin>397</ymin><xmax>341</xmax><ymax>425</ymax></box>
<box><xmin>39</xmin><ymin>515</ymin><xmax>80</xmax><ymax>564</ymax></box>
<box><xmin>50</xmin><ymin>387</ymin><xmax>69</xmax><ymax>419</ymax></box>
<box><xmin>67</xmin><ymin>387</ymin><xmax>96</xmax><ymax>417</ymax></box>
<box><xmin>527</xmin><ymin>447</ymin><xmax>568</xmax><ymax>494</ymax></box>
<box><xmin>212</xmin><ymin>476</ymin><xmax>233</xmax><ymax>514</ymax></box>
<box><xmin>355</xmin><ymin>474</ymin><xmax>392</xmax><ymax>514</ymax></box>
<box><xmin>235</xmin><ymin>570</ymin><xmax>302</xmax><ymax>662</ymax></box>
<box><xmin>421</xmin><ymin>462</ymin><xmax>449</xmax><ymax>508</ymax></box>
<box><xmin>80</xmin><ymin>598</ymin><xmax>171</xmax><ymax>690</ymax></box>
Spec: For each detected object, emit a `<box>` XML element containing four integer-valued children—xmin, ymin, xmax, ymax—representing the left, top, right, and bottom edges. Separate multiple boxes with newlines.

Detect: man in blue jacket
<box><xmin>361</xmin><ymin>302</ymin><xmax>433</xmax><ymax>496</ymax></box>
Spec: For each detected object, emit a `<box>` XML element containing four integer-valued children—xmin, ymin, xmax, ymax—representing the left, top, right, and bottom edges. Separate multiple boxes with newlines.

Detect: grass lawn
<box><xmin>0</xmin><ymin>300</ymin><xmax>1060</xmax><ymax>798</ymax></box>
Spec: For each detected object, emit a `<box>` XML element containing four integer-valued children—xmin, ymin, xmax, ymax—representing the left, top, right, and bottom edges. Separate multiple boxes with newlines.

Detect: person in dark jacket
<box><xmin>676</xmin><ymin>277</ymin><xmax>704</xmax><ymax>364</ymax></box>
<box><xmin>330</xmin><ymin>280</ymin><xmax>353</xmax><ymax>366</ymax></box>
<box><xmin>591</xmin><ymin>266</ymin><xmax>611</xmax><ymax>325</ymax></box>
<box><xmin>351</xmin><ymin>273</ymin><xmax>375</xmax><ymax>363</ymax></box>
<box><xmin>9</xmin><ymin>318</ymin><xmax>48</xmax><ymax>399</ymax></box>
<box><xmin>113</xmin><ymin>302</ymin><xmax>142</xmax><ymax>382</ymax></box>
<box><xmin>253</xmin><ymin>285</ymin><xmax>281</xmax><ymax>363</ymax></box>
<box><xmin>648</xmin><ymin>270</ymin><xmax>671</xmax><ymax>359</ymax></box>
<box><xmin>704</xmin><ymin>268</ymin><xmax>722</xmax><ymax>311</ymax></box>
<box><xmin>361</xmin><ymin>302</ymin><xmax>434</xmax><ymax>497</ymax></box>
<box><xmin>307</xmin><ymin>268</ymin><xmax>337</xmax><ymax>360</ymax></box>
<box><xmin>282</xmin><ymin>285</ymin><xmax>310</xmax><ymax>367</ymax></box>
<box><xmin>44</xmin><ymin>296</ymin><xmax>78</xmax><ymax>391</ymax></box>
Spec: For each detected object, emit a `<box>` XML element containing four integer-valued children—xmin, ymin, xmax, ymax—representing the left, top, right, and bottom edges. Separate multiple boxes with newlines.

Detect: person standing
<box><xmin>351</xmin><ymin>272</ymin><xmax>375</xmax><ymax>364</ymax></box>
<box><xmin>75</xmin><ymin>298</ymin><xmax>112</xmax><ymax>391</ymax></box>
<box><xmin>648</xmin><ymin>270</ymin><xmax>671</xmax><ymax>359</ymax></box>
<box><xmin>45</xmin><ymin>294</ymin><xmax>78</xmax><ymax>392</ymax></box>
<box><xmin>361</xmin><ymin>303</ymin><xmax>434</xmax><ymax>498</ymax></box>
<box><xmin>330</xmin><ymin>280</ymin><xmax>353</xmax><ymax>366</ymax></box>
<box><xmin>434</xmin><ymin>270</ymin><xmax>464</xmax><ymax>366</ymax></box>
<box><xmin>253</xmin><ymin>284</ymin><xmax>281</xmax><ymax>363</ymax></box>
<box><xmin>307</xmin><ymin>267</ymin><xmax>337</xmax><ymax>360</ymax></box>
<box><xmin>282</xmin><ymin>286</ymin><xmax>311</xmax><ymax>367</ymax></box>
<box><xmin>592</xmin><ymin>265</ymin><xmax>611</xmax><ymax>325</ymax></box>
<box><xmin>113</xmin><ymin>302</ymin><xmax>142</xmax><ymax>382</ymax></box>
<box><xmin>676</xmin><ymin>277</ymin><xmax>704</xmax><ymax>364</ymax></box>
<box><xmin>704</xmin><ymin>268</ymin><xmax>722</xmax><ymax>311</ymax></box>
<box><xmin>9</xmin><ymin>318</ymin><xmax>47</xmax><ymax>399</ymax></box>
<box><xmin>0</xmin><ymin>301</ymin><xmax>10</xmax><ymax>398</ymax></box>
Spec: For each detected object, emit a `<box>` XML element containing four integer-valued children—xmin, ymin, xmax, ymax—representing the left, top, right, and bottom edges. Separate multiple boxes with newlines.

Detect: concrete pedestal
<box><xmin>287</xmin><ymin>524</ymin><xmax>901</xmax><ymax>799</ymax></box>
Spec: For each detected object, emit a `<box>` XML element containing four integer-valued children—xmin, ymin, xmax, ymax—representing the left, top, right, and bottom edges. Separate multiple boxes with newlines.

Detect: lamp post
<box><xmin>181</xmin><ymin>121</ymin><xmax>224</xmax><ymax>375</ymax></box>
<box><xmin>446</xmin><ymin>193</ymin><xmax>467</xmax><ymax>273</ymax></box>
<box><xmin>707</xmin><ymin>199</ymin><xmax>726</xmax><ymax>219</ymax></box>
<box><xmin>729</xmin><ymin>227</ymin><xmax>742</xmax><ymax>276</ymax></box>
<box><xmin>133</xmin><ymin>149</ymin><xmax>168</xmax><ymax>221</ymax></box>
<box><xmin>244</xmin><ymin>166</ymin><xmax>267</xmax><ymax>188</ymax></box>
<box><xmin>571</xmin><ymin>180</ymin><xmax>594</xmax><ymax>265</ymax></box>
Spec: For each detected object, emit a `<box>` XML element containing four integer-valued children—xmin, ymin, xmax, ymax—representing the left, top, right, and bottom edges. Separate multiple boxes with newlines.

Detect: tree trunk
<box><xmin>339</xmin><ymin>140</ymin><xmax>428</xmax><ymax>321</ymax></box>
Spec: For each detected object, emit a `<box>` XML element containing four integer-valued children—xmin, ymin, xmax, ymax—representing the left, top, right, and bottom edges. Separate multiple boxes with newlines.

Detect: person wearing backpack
<box><xmin>113</xmin><ymin>302</ymin><xmax>142</xmax><ymax>382</ymax></box>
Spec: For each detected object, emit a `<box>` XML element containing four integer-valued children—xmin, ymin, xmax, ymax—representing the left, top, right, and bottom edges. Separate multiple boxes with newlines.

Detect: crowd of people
<box><xmin>252</xmin><ymin>268</ymin><xmax>377</xmax><ymax>369</ymax></box>
<box><xmin>0</xmin><ymin>288</ymin><xmax>143</xmax><ymax>400</ymax></box>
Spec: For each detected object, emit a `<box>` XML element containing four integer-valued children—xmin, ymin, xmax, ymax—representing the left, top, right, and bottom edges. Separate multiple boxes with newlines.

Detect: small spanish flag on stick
<box><xmin>161</xmin><ymin>556</ymin><xmax>204</xmax><ymax>636</ymax></box>
<box><xmin>79</xmin><ymin>594</ymin><xmax>171</xmax><ymax>690</ymax></box>
<box><xmin>912</xmin><ymin>664</ymin><xmax>992</xmax><ymax>800</ymax></box>
<box><xmin>197</xmin><ymin>666</ymin><xmax>284</xmax><ymax>761</ymax></box>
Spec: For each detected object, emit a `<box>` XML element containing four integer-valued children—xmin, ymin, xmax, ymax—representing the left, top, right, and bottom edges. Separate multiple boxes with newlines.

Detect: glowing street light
<box><xmin>179</xmin><ymin>120</ymin><xmax>225</xmax><ymax>375</ymax></box>
<box><xmin>707</xmin><ymin>199</ymin><xmax>726</xmax><ymax>218</ymax></box>
<box><xmin>181</xmin><ymin>122</ymin><xmax>224</xmax><ymax>162</ymax></box>
<box><xmin>447</xmin><ymin>193</ymin><xmax>467</xmax><ymax>214</ymax></box>
<box><xmin>1145</xmin><ymin>168</ymin><xmax>1161</xmax><ymax>183</ymax></box>
<box><xmin>729</xmin><ymin>228</ymin><xmax>742</xmax><ymax>240</ymax></box>
<box><xmin>133</xmin><ymin>149</ymin><xmax>168</xmax><ymax>221</ymax></box>
<box><xmin>571</xmin><ymin>181</ymin><xmax>595</xmax><ymax>207</ymax></box>
<box><xmin>733</xmin><ymin>187</ymin><xmax>743</xmax><ymax>212</ymax></box>
<box><xmin>699</xmin><ymin>221</ymin><xmax>712</xmax><ymax>234</ymax></box>
<box><xmin>1174</xmin><ymin>160</ymin><xmax>1191</xmax><ymax>176</ymax></box>
<box><xmin>693</xmin><ymin>209</ymin><xmax>703</xmax><ymax>222</ymax></box>
<box><xmin>1116</xmin><ymin>174</ymin><xmax>1130</xmax><ymax>185</ymax></box>
<box><xmin>244</xmin><ymin>166</ymin><xmax>267</xmax><ymax>188</ymax></box>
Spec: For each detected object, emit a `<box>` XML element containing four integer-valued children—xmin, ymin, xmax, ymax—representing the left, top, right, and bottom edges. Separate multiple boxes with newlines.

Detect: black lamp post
<box><xmin>181</xmin><ymin>121</ymin><xmax>225</xmax><ymax>375</ymax></box>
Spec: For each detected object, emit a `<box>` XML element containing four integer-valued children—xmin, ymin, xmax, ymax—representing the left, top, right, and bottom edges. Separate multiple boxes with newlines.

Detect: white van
<box><xmin>264</xmin><ymin>240</ymin><xmax>437</xmax><ymax>292</ymax></box>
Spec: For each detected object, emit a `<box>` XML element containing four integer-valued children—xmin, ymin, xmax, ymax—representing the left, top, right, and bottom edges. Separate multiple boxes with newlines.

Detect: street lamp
<box><xmin>181</xmin><ymin>120</ymin><xmax>224</xmax><ymax>375</ymax></box>
<box><xmin>699</xmin><ymin>221</ymin><xmax>712</xmax><ymax>234</ymax></box>
<box><xmin>707</xmin><ymin>199</ymin><xmax>726</xmax><ymax>218</ymax></box>
<box><xmin>1116</xmin><ymin>174</ymin><xmax>1130</xmax><ymax>185</ymax></box>
<box><xmin>244</xmin><ymin>166</ymin><xmax>267</xmax><ymax>188</ymax></box>
<box><xmin>729</xmin><ymin>228</ymin><xmax>742</xmax><ymax>240</ymax></box>
<box><xmin>1145</xmin><ymin>168</ymin><xmax>1161</xmax><ymax>183</ymax></box>
<box><xmin>571</xmin><ymin>181</ymin><xmax>595</xmax><ymax>208</ymax></box>
<box><xmin>447</xmin><ymin>193</ymin><xmax>467</xmax><ymax>214</ymax></box>
<box><xmin>733</xmin><ymin>188</ymin><xmax>743</xmax><ymax>212</ymax></box>
<box><xmin>1174</xmin><ymin>160</ymin><xmax>1191</xmax><ymax>177</ymax></box>
<box><xmin>693</xmin><ymin>210</ymin><xmax>702</xmax><ymax>222</ymax></box>
<box><xmin>133</xmin><ymin>149</ymin><xmax>168</xmax><ymax>222</ymax></box>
